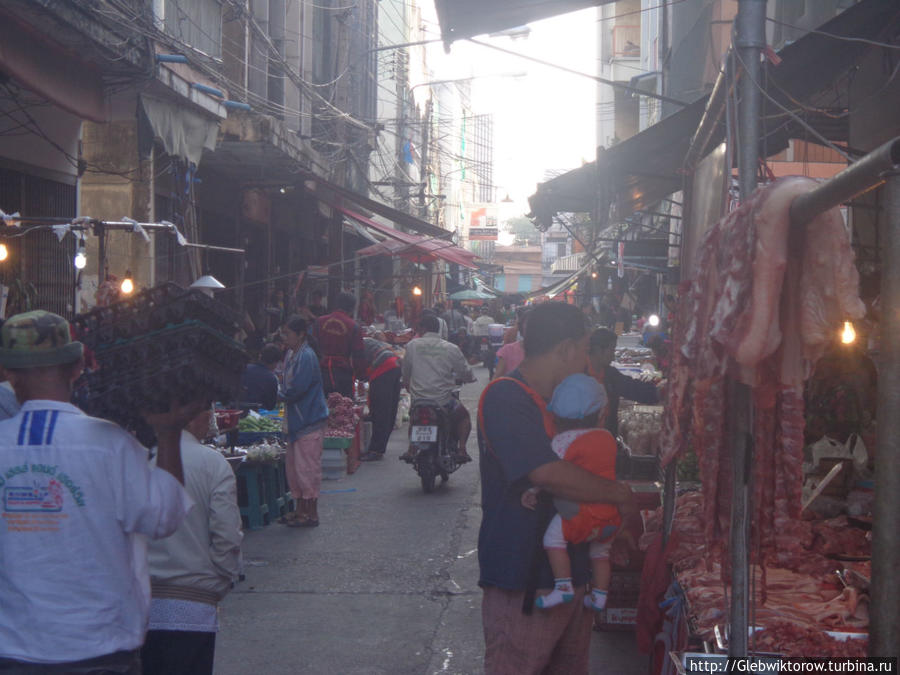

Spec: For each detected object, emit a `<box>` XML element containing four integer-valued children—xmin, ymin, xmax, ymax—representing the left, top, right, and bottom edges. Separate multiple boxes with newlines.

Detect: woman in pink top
<box><xmin>492</xmin><ymin>309</ymin><xmax>529</xmax><ymax>379</ymax></box>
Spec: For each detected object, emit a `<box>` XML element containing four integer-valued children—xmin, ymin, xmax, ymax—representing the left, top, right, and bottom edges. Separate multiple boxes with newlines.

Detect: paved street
<box><xmin>214</xmin><ymin>366</ymin><xmax>649</xmax><ymax>675</ymax></box>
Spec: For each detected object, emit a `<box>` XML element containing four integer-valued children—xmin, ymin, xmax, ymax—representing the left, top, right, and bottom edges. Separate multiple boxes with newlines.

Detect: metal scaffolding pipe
<box><xmin>870</xmin><ymin>170</ymin><xmax>900</xmax><ymax>657</ymax></box>
<box><xmin>789</xmin><ymin>137</ymin><xmax>900</xmax><ymax>227</ymax></box>
<box><xmin>730</xmin><ymin>0</ymin><xmax>766</xmax><ymax>658</ymax></box>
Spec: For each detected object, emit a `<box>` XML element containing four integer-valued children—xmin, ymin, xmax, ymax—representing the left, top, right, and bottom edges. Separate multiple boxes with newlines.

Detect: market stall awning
<box><xmin>434</xmin><ymin>0</ymin><xmax>615</xmax><ymax>46</ymax></box>
<box><xmin>356</xmin><ymin>237</ymin><xmax>478</xmax><ymax>269</ymax></box>
<box><xmin>450</xmin><ymin>288</ymin><xmax>495</xmax><ymax>301</ymax></box>
<box><xmin>526</xmin><ymin>256</ymin><xmax>592</xmax><ymax>300</ymax></box>
<box><xmin>306</xmin><ymin>175</ymin><xmax>453</xmax><ymax>240</ymax></box>
<box><xmin>343</xmin><ymin>206</ymin><xmax>478</xmax><ymax>269</ymax></box>
<box><xmin>528</xmin><ymin>96</ymin><xmax>708</xmax><ymax>229</ymax></box>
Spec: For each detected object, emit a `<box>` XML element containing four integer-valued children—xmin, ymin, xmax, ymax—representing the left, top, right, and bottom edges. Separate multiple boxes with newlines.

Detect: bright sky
<box><xmin>425</xmin><ymin>7</ymin><xmax>598</xmax><ymax>221</ymax></box>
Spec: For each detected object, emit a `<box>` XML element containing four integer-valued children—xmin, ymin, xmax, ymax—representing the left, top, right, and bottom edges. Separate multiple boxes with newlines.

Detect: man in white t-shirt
<box><xmin>0</xmin><ymin>311</ymin><xmax>198</xmax><ymax>673</ymax></box>
<box><xmin>472</xmin><ymin>306</ymin><xmax>496</xmax><ymax>336</ymax></box>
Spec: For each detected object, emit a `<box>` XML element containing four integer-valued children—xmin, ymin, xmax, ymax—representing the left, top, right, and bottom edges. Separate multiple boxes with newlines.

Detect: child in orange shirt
<box><xmin>523</xmin><ymin>373</ymin><xmax>622</xmax><ymax>612</ymax></box>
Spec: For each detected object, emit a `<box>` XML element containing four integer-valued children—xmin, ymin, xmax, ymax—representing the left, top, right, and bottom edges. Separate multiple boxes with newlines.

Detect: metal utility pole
<box><xmin>419</xmin><ymin>97</ymin><xmax>432</xmax><ymax>220</ymax></box>
<box><xmin>872</xmin><ymin>169</ymin><xmax>900</xmax><ymax>657</ymax></box>
<box><xmin>729</xmin><ymin>0</ymin><xmax>766</xmax><ymax>659</ymax></box>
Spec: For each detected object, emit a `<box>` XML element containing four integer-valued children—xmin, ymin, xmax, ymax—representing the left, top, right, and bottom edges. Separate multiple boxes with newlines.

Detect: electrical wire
<box><xmin>467</xmin><ymin>38</ymin><xmax>690</xmax><ymax>108</ymax></box>
<box><xmin>732</xmin><ymin>38</ymin><xmax>853</xmax><ymax>163</ymax></box>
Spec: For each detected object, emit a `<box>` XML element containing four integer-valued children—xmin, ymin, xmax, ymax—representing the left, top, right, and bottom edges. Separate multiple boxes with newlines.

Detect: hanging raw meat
<box><xmin>660</xmin><ymin>176</ymin><xmax>865</xmax><ymax>567</ymax></box>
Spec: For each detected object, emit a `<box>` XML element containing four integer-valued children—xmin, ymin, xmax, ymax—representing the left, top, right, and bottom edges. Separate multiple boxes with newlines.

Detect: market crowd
<box><xmin>0</xmin><ymin>289</ymin><xmax>713</xmax><ymax>675</ymax></box>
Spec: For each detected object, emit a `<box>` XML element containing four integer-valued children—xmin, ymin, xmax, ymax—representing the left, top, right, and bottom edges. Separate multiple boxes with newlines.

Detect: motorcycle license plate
<box><xmin>411</xmin><ymin>426</ymin><xmax>438</xmax><ymax>442</ymax></box>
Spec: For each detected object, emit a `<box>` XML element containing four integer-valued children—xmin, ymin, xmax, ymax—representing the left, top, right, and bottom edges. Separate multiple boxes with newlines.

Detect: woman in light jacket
<box><xmin>280</xmin><ymin>315</ymin><xmax>329</xmax><ymax>527</ymax></box>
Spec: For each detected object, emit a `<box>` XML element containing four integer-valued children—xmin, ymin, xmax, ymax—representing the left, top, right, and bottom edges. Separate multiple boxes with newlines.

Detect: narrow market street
<box><xmin>214</xmin><ymin>366</ymin><xmax>647</xmax><ymax>675</ymax></box>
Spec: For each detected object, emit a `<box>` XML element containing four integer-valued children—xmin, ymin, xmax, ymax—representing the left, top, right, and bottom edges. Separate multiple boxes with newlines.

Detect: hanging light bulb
<box><xmin>120</xmin><ymin>271</ymin><xmax>134</xmax><ymax>295</ymax></box>
<box><xmin>73</xmin><ymin>239</ymin><xmax>87</xmax><ymax>270</ymax></box>
<box><xmin>412</xmin><ymin>286</ymin><xmax>423</xmax><ymax>296</ymax></box>
<box><xmin>841</xmin><ymin>320</ymin><xmax>856</xmax><ymax>345</ymax></box>
<box><xmin>0</xmin><ymin>243</ymin><xmax>8</xmax><ymax>262</ymax></box>
<box><xmin>591</xmin><ymin>271</ymin><xmax>598</xmax><ymax>279</ymax></box>
<box><xmin>648</xmin><ymin>314</ymin><xmax>660</xmax><ymax>327</ymax></box>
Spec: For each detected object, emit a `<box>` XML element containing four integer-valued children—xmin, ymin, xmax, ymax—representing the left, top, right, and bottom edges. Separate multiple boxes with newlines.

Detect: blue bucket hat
<box><xmin>548</xmin><ymin>373</ymin><xmax>608</xmax><ymax>420</ymax></box>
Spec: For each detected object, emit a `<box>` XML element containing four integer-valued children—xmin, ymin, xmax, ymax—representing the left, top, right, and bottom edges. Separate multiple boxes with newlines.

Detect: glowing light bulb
<box><xmin>74</xmin><ymin>246</ymin><xmax>87</xmax><ymax>270</ymax></box>
<box><xmin>648</xmin><ymin>314</ymin><xmax>660</xmax><ymax>327</ymax></box>
<box><xmin>591</xmin><ymin>271</ymin><xmax>598</xmax><ymax>279</ymax></box>
<box><xmin>0</xmin><ymin>243</ymin><xmax>8</xmax><ymax>262</ymax></box>
<box><xmin>120</xmin><ymin>274</ymin><xmax>134</xmax><ymax>295</ymax></box>
<box><xmin>841</xmin><ymin>321</ymin><xmax>856</xmax><ymax>345</ymax></box>
<box><xmin>412</xmin><ymin>286</ymin><xmax>422</xmax><ymax>296</ymax></box>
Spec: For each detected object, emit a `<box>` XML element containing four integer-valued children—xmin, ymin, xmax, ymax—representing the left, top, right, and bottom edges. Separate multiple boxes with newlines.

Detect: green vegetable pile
<box><xmin>238</xmin><ymin>416</ymin><xmax>281</xmax><ymax>432</ymax></box>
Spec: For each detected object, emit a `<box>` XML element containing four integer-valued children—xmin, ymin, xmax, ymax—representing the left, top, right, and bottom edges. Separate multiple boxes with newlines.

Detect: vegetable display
<box><xmin>238</xmin><ymin>416</ymin><xmax>281</xmax><ymax>432</ymax></box>
<box><xmin>326</xmin><ymin>392</ymin><xmax>361</xmax><ymax>438</ymax></box>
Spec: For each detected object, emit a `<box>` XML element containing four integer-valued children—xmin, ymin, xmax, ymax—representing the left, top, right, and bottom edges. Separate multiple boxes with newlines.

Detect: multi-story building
<box><xmin>0</xmin><ymin>0</ymin><xmax>472</xmax><ymax>328</ymax></box>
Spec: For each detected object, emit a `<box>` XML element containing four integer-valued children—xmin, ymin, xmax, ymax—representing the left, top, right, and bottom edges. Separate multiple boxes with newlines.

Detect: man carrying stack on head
<box><xmin>0</xmin><ymin>310</ymin><xmax>200</xmax><ymax>674</ymax></box>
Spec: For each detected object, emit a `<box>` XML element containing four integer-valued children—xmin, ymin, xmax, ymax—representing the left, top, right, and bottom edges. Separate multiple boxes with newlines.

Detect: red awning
<box><xmin>337</xmin><ymin>205</ymin><xmax>478</xmax><ymax>269</ymax></box>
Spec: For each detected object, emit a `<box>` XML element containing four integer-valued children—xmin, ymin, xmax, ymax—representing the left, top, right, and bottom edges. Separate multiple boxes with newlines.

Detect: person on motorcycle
<box><xmin>440</xmin><ymin>302</ymin><xmax>467</xmax><ymax>335</ymax></box>
<box><xmin>472</xmin><ymin>306</ymin><xmax>496</xmax><ymax>336</ymax></box>
<box><xmin>400</xmin><ymin>314</ymin><xmax>476</xmax><ymax>464</ymax></box>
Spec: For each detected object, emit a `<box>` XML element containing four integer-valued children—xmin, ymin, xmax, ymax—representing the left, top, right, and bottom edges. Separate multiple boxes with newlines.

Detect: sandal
<box><xmin>287</xmin><ymin>518</ymin><xmax>319</xmax><ymax>528</ymax></box>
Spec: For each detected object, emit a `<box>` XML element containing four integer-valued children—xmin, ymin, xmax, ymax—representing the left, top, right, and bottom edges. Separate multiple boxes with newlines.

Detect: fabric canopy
<box><xmin>139</xmin><ymin>95</ymin><xmax>219</xmax><ymax>165</ymax></box>
<box><xmin>310</xmin><ymin>177</ymin><xmax>453</xmax><ymax>240</ymax></box>
<box><xmin>341</xmin><ymin>205</ymin><xmax>478</xmax><ymax>269</ymax></box>
<box><xmin>356</xmin><ymin>238</ymin><xmax>478</xmax><ymax>269</ymax></box>
<box><xmin>450</xmin><ymin>289</ymin><xmax>495</xmax><ymax>300</ymax></box>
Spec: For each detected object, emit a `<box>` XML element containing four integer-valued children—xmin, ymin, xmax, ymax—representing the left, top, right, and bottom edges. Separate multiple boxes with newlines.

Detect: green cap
<box><xmin>0</xmin><ymin>310</ymin><xmax>84</xmax><ymax>369</ymax></box>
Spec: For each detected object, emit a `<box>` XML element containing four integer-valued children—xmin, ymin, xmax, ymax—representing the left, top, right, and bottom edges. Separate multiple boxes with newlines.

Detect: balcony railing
<box><xmin>551</xmin><ymin>253</ymin><xmax>585</xmax><ymax>274</ymax></box>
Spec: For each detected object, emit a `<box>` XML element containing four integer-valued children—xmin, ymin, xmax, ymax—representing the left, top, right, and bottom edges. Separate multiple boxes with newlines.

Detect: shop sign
<box><xmin>470</xmin><ymin>228</ymin><xmax>498</xmax><ymax>241</ymax></box>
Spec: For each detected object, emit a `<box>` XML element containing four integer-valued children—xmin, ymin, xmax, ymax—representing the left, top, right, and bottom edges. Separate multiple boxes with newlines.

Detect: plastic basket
<box><xmin>322</xmin><ymin>447</ymin><xmax>346</xmax><ymax>480</ymax></box>
<box><xmin>594</xmin><ymin>571</ymin><xmax>642</xmax><ymax>631</ymax></box>
<box><xmin>324</xmin><ymin>436</ymin><xmax>353</xmax><ymax>449</ymax></box>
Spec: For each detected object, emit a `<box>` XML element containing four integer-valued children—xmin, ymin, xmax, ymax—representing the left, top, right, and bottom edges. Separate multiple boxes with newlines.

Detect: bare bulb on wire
<box><xmin>841</xmin><ymin>321</ymin><xmax>856</xmax><ymax>345</ymax></box>
<box><xmin>0</xmin><ymin>243</ymin><xmax>8</xmax><ymax>262</ymax></box>
<box><xmin>120</xmin><ymin>274</ymin><xmax>134</xmax><ymax>295</ymax></box>
<box><xmin>74</xmin><ymin>246</ymin><xmax>87</xmax><ymax>270</ymax></box>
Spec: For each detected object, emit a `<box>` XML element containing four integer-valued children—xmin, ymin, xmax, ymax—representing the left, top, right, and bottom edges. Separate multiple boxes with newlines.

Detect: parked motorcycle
<box><xmin>404</xmin><ymin>397</ymin><xmax>461</xmax><ymax>494</ymax></box>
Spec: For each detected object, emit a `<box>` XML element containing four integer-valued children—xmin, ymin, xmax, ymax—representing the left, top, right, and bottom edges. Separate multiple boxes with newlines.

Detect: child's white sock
<box><xmin>584</xmin><ymin>588</ymin><xmax>608</xmax><ymax>611</ymax></box>
<box><xmin>535</xmin><ymin>578</ymin><xmax>574</xmax><ymax>609</ymax></box>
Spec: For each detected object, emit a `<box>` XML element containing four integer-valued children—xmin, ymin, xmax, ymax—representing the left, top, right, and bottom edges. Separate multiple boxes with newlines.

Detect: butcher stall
<box><xmin>636</xmin><ymin>134</ymin><xmax>900</xmax><ymax>670</ymax></box>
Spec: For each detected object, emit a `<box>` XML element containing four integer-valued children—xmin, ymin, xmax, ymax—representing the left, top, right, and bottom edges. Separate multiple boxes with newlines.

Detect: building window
<box><xmin>164</xmin><ymin>0</ymin><xmax>222</xmax><ymax>58</ymax></box>
<box><xmin>557</xmin><ymin>242</ymin><xmax>567</xmax><ymax>258</ymax></box>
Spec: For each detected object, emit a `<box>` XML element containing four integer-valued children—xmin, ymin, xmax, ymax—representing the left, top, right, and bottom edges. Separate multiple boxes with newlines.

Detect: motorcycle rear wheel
<box><xmin>418</xmin><ymin>458</ymin><xmax>436</xmax><ymax>493</ymax></box>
